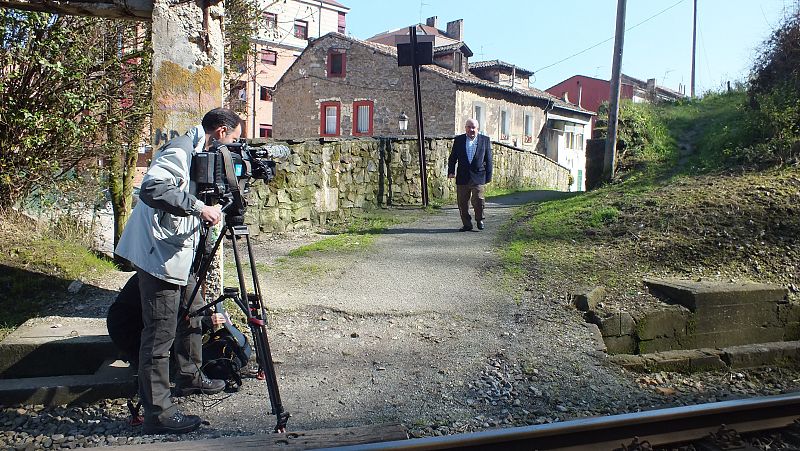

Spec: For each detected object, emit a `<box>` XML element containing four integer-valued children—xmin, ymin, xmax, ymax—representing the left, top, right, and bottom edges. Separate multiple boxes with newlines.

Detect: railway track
<box><xmin>328</xmin><ymin>392</ymin><xmax>800</xmax><ymax>451</ymax></box>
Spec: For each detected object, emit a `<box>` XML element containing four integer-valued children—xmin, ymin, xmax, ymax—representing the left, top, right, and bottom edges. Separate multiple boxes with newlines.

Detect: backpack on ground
<box><xmin>107</xmin><ymin>273</ymin><xmax>253</xmax><ymax>391</ymax></box>
<box><xmin>201</xmin><ymin>321</ymin><xmax>253</xmax><ymax>391</ymax></box>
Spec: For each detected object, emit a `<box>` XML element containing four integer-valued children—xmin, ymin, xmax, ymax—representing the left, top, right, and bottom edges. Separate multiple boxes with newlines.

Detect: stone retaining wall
<box><xmin>246</xmin><ymin>137</ymin><xmax>569</xmax><ymax>233</ymax></box>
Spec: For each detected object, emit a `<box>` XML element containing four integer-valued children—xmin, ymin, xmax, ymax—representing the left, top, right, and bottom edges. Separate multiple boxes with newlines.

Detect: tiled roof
<box><xmin>343</xmin><ymin>34</ymin><xmax>591</xmax><ymax>115</ymax></box>
<box><xmin>366</xmin><ymin>24</ymin><xmax>460</xmax><ymax>47</ymax></box>
<box><xmin>321</xmin><ymin>0</ymin><xmax>348</xmax><ymax>9</ymax></box>
<box><xmin>469</xmin><ymin>60</ymin><xmax>534</xmax><ymax>76</ymax></box>
<box><xmin>433</xmin><ymin>42</ymin><xmax>473</xmax><ymax>57</ymax></box>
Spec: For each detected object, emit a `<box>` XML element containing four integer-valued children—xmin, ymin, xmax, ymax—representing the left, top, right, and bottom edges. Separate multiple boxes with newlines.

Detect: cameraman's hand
<box><xmin>200</xmin><ymin>205</ymin><xmax>223</xmax><ymax>226</ymax></box>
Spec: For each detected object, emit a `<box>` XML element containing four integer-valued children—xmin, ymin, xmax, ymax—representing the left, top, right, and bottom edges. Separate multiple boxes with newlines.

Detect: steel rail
<box><xmin>328</xmin><ymin>392</ymin><xmax>800</xmax><ymax>451</ymax></box>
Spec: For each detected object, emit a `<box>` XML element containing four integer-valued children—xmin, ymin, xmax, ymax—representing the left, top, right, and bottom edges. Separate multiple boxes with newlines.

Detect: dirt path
<box><xmin>173</xmin><ymin>190</ymin><xmax>626</xmax><ymax>435</ymax></box>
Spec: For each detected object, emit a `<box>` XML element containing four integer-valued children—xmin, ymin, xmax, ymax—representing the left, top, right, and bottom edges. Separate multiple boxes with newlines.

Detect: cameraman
<box><xmin>115</xmin><ymin>108</ymin><xmax>241</xmax><ymax>435</ymax></box>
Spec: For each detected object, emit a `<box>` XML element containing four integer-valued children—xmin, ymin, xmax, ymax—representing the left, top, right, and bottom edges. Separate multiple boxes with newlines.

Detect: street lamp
<box><xmin>398</xmin><ymin>111</ymin><xmax>409</xmax><ymax>133</ymax></box>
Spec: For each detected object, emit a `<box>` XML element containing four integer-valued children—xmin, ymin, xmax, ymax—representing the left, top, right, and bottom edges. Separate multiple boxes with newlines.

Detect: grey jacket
<box><xmin>115</xmin><ymin>126</ymin><xmax>208</xmax><ymax>286</ymax></box>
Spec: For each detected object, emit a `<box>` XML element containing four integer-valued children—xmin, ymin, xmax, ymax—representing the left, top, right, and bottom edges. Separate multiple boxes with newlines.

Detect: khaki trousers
<box><xmin>456</xmin><ymin>183</ymin><xmax>485</xmax><ymax>227</ymax></box>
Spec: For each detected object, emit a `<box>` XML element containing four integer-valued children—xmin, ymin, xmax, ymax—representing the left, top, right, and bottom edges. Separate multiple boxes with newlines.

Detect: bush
<box><xmin>596</xmin><ymin>100</ymin><xmax>672</xmax><ymax>175</ymax></box>
<box><xmin>744</xmin><ymin>6</ymin><xmax>800</xmax><ymax>165</ymax></box>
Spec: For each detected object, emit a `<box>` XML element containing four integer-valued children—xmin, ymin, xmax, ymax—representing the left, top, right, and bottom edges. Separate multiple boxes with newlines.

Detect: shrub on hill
<box><xmin>745</xmin><ymin>6</ymin><xmax>800</xmax><ymax>166</ymax></box>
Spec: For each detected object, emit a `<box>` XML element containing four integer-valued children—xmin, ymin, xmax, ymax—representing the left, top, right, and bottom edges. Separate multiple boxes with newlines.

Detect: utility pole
<box><xmin>603</xmin><ymin>0</ymin><xmax>626</xmax><ymax>181</ymax></box>
<box><xmin>691</xmin><ymin>0</ymin><xmax>697</xmax><ymax>98</ymax></box>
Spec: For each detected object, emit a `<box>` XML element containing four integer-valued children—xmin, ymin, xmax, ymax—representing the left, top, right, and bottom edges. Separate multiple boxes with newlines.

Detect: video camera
<box><xmin>191</xmin><ymin>141</ymin><xmax>290</xmax><ymax>224</ymax></box>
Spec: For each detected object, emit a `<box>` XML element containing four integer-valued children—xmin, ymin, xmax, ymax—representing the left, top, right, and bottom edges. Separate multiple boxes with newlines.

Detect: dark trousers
<box><xmin>456</xmin><ymin>183</ymin><xmax>485</xmax><ymax>227</ymax></box>
<box><xmin>136</xmin><ymin>269</ymin><xmax>203</xmax><ymax>420</ymax></box>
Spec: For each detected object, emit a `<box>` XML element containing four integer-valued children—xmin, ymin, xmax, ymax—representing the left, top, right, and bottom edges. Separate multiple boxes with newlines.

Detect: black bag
<box><xmin>107</xmin><ymin>274</ymin><xmax>143</xmax><ymax>365</ymax></box>
<box><xmin>202</xmin><ymin>322</ymin><xmax>253</xmax><ymax>391</ymax></box>
<box><xmin>107</xmin><ymin>274</ymin><xmax>253</xmax><ymax>391</ymax></box>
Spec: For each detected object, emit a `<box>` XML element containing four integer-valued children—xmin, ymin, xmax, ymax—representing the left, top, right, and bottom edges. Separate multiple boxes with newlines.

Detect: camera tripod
<box><xmin>185</xmin><ymin>213</ymin><xmax>289</xmax><ymax>433</ymax></box>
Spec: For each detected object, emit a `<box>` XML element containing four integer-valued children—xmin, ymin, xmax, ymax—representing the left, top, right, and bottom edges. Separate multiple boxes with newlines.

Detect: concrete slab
<box><xmin>609</xmin><ymin>341</ymin><xmax>800</xmax><ymax>373</ymax></box>
<box><xmin>0</xmin><ymin>359</ymin><xmax>135</xmax><ymax>406</ymax></box>
<box><xmin>643</xmin><ymin>278</ymin><xmax>787</xmax><ymax>311</ymax></box>
<box><xmin>722</xmin><ymin>341</ymin><xmax>800</xmax><ymax>369</ymax></box>
<box><xmin>0</xmin><ymin>317</ymin><xmax>116</xmax><ymax>378</ymax></box>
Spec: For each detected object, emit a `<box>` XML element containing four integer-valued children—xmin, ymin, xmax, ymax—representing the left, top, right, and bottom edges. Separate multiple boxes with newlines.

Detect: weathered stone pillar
<box><xmin>151</xmin><ymin>0</ymin><xmax>225</xmax><ymax>302</ymax></box>
<box><xmin>151</xmin><ymin>0</ymin><xmax>224</xmax><ymax>142</ymax></box>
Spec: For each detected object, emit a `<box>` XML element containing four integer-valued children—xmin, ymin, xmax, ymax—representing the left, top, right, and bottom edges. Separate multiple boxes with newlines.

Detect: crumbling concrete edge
<box><xmin>0</xmin><ymin>359</ymin><xmax>135</xmax><ymax>407</ymax></box>
<box><xmin>608</xmin><ymin>341</ymin><xmax>800</xmax><ymax>373</ymax></box>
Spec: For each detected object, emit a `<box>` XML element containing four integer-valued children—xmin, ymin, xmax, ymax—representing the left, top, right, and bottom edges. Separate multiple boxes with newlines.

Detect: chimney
<box><xmin>446</xmin><ymin>19</ymin><xmax>463</xmax><ymax>41</ymax></box>
<box><xmin>426</xmin><ymin>16</ymin><xmax>438</xmax><ymax>28</ymax></box>
<box><xmin>647</xmin><ymin>78</ymin><xmax>656</xmax><ymax>90</ymax></box>
<box><xmin>577</xmin><ymin>80</ymin><xmax>582</xmax><ymax>107</ymax></box>
<box><xmin>562</xmin><ymin>91</ymin><xmax>569</xmax><ymax>103</ymax></box>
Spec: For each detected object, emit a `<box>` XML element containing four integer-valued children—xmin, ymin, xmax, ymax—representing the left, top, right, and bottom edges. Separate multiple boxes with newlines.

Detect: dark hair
<box><xmin>201</xmin><ymin>108</ymin><xmax>241</xmax><ymax>133</ymax></box>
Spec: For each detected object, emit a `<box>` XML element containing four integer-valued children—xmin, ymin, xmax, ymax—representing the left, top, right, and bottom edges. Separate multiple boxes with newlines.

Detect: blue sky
<box><xmin>340</xmin><ymin>0</ymin><xmax>795</xmax><ymax>95</ymax></box>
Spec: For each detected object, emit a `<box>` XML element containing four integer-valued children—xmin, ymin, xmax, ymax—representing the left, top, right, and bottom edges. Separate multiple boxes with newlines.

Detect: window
<box><xmin>524</xmin><ymin>113</ymin><xmax>532</xmax><ymax>136</ymax></box>
<box><xmin>472</xmin><ymin>102</ymin><xmax>485</xmax><ymax>130</ymax></box>
<box><xmin>230</xmin><ymin>80</ymin><xmax>246</xmax><ymax>103</ymax></box>
<box><xmin>524</xmin><ymin>113</ymin><xmax>533</xmax><ymax>143</ymax></box>
<box><xmin>564</xmin><ymin>123</ymin><xmax>584</xmax><ymax>150</ymax></box>
<box><xmin>261</xmin><ymin>49</ymin><xmax>277</xmax><ymax>65</ymax></box>
<box><xmin>352</xmin><ymin>100</ymin><xmax>374</xmax><ymax>136</ymax></box>
<box><xmin>259</xmin><ymin>124</ymin><xmax>272</xmax><ymax>138</ymax></box>
<box><xmin>260</xmin><ymin>86</ymin><xmax>272</xmax><ymax>101</ymax></box>
<box><xmin>320</xmin><ymin>101</ymin><xmax>340</xmax><ymax>136</ymax></box>
<box><xmin>294</xmin><ymin>20</ymin><xmax>308</xmax><ymax>39</ymax></box>
<box><xmin>337</xmin><ymin>12</ymin><xmax>346</xmax><ymax>34</ymax></box>
<box><xmin>327</xmin><ymin>50</ymin><xmax>346</xmax><ymax>77</ymax></box>
<box><xmin>263</xmin><ymin>12</ymin><xmax>277</xmax><ymax>30</ymax></box>
<box><xmin>500</xmin><ymin>109</ymin><xmax>509</xmax><ymax>140</ymax></box>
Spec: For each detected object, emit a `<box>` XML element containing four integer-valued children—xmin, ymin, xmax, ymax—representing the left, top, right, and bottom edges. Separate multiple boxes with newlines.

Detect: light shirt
<box><xmin>466</xmin><ymin>135</ymin><xmax>478</xmax><ymax>163</ymax></box>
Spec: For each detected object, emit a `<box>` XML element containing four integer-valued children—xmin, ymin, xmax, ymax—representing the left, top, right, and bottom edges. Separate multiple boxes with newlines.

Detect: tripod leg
<box><xmin>229</xmin><ymin>225</ymin><xmax>289</xmax><ymax>432</ymax></box>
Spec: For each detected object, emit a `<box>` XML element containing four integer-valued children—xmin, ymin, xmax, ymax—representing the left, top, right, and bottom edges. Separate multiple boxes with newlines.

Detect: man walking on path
<box><xmin>448</xmin><ymin>118</ymin><xmax>493</xmax><ymax>232</ymax></box>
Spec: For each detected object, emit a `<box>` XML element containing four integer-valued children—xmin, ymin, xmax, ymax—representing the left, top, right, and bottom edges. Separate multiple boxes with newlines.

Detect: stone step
<box><xmin>0</xmin><ymin>359</ymin><xmax>136</xmax><ymax>406</ymax></box>
<box><xmin>643</xmin><ymin>277</ymin><xmax>787</xmax><ymax>311</ymax></box>
<box><xmin>609</xmin><ymin>340</ymin><xmax>800</xmax><ymax>373</ymax></box>
<box><xmin>0</xmin><ymin>316</ymin><xmax>118</xmax><ymax>379</ymax></box>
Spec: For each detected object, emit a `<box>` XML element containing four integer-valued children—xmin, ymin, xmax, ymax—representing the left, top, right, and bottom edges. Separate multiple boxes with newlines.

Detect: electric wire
<box><xmin>533</xmin><ymin>0</ymin><xmax>687</xmax><ymax>74</ymax></box>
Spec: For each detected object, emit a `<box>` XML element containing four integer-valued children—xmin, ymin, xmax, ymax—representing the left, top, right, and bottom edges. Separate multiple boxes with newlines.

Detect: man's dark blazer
<box><xmin>447</xmin><ymin>133</ymin><xmax>493</xmax><ymax>186</ymax></box>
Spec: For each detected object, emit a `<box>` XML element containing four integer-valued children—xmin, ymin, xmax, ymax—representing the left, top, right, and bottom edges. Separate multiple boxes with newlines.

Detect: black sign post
<box><xmin>396</xmin><ymin>27</ymin><xmax>433</xmax><ymax>207</ymax></box>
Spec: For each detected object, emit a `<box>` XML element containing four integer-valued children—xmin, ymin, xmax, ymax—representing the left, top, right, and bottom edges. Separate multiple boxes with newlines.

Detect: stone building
<box><xmin>273</xmin><ymin>26</ymin><xmax>594</xmax><ymax>191</ymax></box>
<box><xmin>230</xmin><ymin>0</ymin><xmax>349</xmax><ymax>139</ymax></box>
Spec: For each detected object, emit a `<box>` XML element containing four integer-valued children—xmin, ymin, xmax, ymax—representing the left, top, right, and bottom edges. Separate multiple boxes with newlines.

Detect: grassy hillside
<box><xmin>0</xmin><ymin>212</ymin><xmax>116</xmax><ymax>339</ymax></box>
<box><xmin>501</xmin><ymin>91</ymin><xmax>800</xmax><ymax>313</ymax></box>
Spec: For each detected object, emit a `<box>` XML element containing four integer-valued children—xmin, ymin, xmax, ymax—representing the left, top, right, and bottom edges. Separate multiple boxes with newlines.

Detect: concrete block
<box><xmin>637</xmin><ymin>349</ymin><xmax>726</xmax><ymax>373</ymax></box>
<box><xmin>594</xmin><ymin>312</ymin><xmax>636</xmax><ymax>337</ymax></box>
<box><xmin>778</xmin><ymin>302</ymin><xmax>800</xmax><ymax>324</ymax></box>
<box><xmin>634</xmin><ymin>305</ymin><xmax>690</xmax><ymax>340</ymax></box>
<box><xmin>683</xmin><ymin>327</ymin><xmax>786</xmax><ymax>349</ymax></box>
<box><xmin>572</xmin><ymin>286</ymin><xmax>606</xmax><ymax>312</ymax></box>
<box><xmin>603</xmin><ymin>335</ymin><xmax>637</xmax><ymax>355</ymax></box>
<box><xmin>722</xmin><ymin>341</ymin><xmax>800</xmax><ymax>369</ymax></box>
<box><xmin>643</xmin><ymin>277</ymin><xmax>786</xmax><ymax>311</ymax></box>
<box><xmin>690</xmin><ymin>303</ymin><xmax>781</xmax><ymax>331</ymax></box>
<box><xmin>0</xmin><ymin>317</ymin><xmax>116</xmax><ymax>378</ymax></box>
<box><xmin>607</xmin><ymin>354</ymin><xmax>646</xmax><ymax>372</ymax></box>
<box><xmin>638</xmin><ymin>335</ymin><xmax>686</xmax><ymax>354</ymax></box>
<box><xmin>0</xmin><ymin>360</ymin><xmax>135</xmax><ymax>406</ymax></box>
